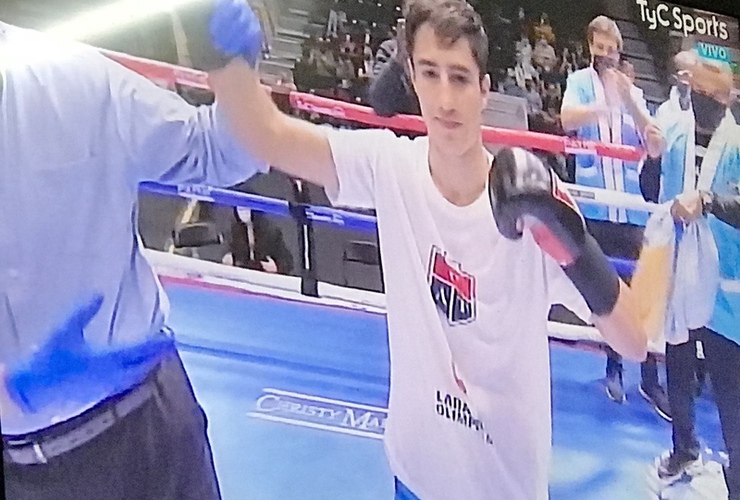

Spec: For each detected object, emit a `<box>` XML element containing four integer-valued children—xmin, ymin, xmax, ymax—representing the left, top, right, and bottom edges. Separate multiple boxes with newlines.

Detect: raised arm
<box><xmin>559</xmin><ymin>72</ymin><xmax>609</xmax><ymax>132</ymax></box>
<box><xmin>179</xmin><ymin>0</ymin><xmax>339</xmax><ymax>194</ymax></box>
<box><xmin>207</xmin><ymin>62</ymin><xmax>338</xmax><ymax>194</ymax></box>
<box><xmin>491</xmin><ymin>148</ymin><xmax>647</xmax><ymax>360</ymax></box>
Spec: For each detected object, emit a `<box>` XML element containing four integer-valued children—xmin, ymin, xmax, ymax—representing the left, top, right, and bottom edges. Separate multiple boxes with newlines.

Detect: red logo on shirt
<box><xmin>428</xmin><ymin>246</ymin><xmax>477</xmax><ymax>325</ymax></box>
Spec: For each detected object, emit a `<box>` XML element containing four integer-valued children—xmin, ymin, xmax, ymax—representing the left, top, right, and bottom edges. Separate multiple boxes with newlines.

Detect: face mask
<box><xmin>731</xmin><ymin>100</ymin><xmax>740</xmax><ymax>124</ymax></box>
<box><xmin>676</xmin><ymin>80</ymin><xmax>691</xmax><ymax>111</ymax></box>
<box><xmin>691</xmin><ymin>91</ymin><xmax>726</xmax><ymax>131</ymax></box>
<box><xmin>592</xmin><ymin>55</ymin><xmax>618</xmax><ymax>75</ymax></box>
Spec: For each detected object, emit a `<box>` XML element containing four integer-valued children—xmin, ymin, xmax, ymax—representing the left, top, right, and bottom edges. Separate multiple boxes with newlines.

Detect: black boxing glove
<box><xmin>489</xmin><ymin>148</ymin><xmax>620</xmax><ymax>316</ymax></box>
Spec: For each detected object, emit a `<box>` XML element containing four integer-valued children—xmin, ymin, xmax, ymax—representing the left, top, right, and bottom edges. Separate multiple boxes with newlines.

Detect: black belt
<box><xmin>4</xmin><ymin>365</ymin><xmax>163</xmax><ymax>466</ymax></box>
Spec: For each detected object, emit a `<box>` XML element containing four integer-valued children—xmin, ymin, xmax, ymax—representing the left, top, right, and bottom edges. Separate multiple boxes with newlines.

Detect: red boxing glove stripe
<box><xmin>530</xmin><ymin>223</ymin><xmax>577</xmax><ymax>267</ymax></box>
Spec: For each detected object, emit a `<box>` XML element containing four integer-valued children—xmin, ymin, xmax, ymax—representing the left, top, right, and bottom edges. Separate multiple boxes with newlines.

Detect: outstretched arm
<box><xmin>180</xmin><ymin>1</ymin><xmax>340</xmax><ymax>194</ymax></box>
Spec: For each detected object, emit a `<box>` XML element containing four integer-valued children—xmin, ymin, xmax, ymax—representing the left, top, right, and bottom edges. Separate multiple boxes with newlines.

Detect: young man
<box><xmin>201</xmin><ymin>1</ymin><xmax>647</xmax><ymax>498</ymax></box>
<box><xmin>560</xmin><ymin>15</ymin><xmax>669</xmax><ymax>414</ymax></box>
<box><xmin>0</xmin><ymin>18</ymin><xmax>265</xmax><ymax>500</ymax></box>
<box><xmin>655</xmin><ymin>53</ymin><xmax>740</xmax><ymax>496</ymax></box>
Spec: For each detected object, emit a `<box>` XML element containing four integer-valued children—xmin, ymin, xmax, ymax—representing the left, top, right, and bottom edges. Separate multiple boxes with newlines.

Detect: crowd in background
<box><xmin>292</xmin><ymin>2</ymin><xmax>593</xmax><ymax>140</ymax></box>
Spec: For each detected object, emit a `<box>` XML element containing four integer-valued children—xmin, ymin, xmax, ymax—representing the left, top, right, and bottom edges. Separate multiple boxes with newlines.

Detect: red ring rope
<box><xmin>103</xmin><ymin>50</ymin><xmax>645</xmax><ymax>163</ymax></box>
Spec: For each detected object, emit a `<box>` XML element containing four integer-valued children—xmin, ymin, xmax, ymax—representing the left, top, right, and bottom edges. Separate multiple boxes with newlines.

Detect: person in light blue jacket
<box><xmin>662</xmin><ymin>55</ymin><xmax>740</xmax><ymax>499</ymax></box>
<box><xmin>0</xmin><ymin>16</ymin><xmax>265</xmax><ymax>500</ymax></box>
<box><xmin>560</xmin><ymin>15</ymin><xmax>668</xmax><ymax>415</ymax></box>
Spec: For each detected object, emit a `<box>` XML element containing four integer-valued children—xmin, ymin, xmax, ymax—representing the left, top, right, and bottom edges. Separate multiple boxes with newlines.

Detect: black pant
<box><xmin>666</xmin><ymin>332</ymin><xmax>703</xmax><ymax>458</ymax></box>
<box><xmin>605</xmin><ymin>345</ymin><xmax>660</xmax><ymax>387</ymax></box>
<box><xmin>4</xmin><ymin>352</ymin><xmax>221</xmax><ymax>500</ymax></box>
<box><xmin>702</xmin><ymin>328</ymin><xmax>740</xmax><ymax>499</ymax></box>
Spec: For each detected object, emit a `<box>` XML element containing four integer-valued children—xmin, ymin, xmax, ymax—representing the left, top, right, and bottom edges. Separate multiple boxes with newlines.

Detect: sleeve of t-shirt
<box><xmin>325</xmin><ymin>127</ymin><xmax>397</xmax><ymax>209</ymax></box>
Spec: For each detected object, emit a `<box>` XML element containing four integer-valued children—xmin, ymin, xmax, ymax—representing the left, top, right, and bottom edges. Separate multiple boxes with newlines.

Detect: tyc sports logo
<box><xmin>427</xmin><ymin>246</ymin><xmax>477</xmax><ymax>326</ymax></box>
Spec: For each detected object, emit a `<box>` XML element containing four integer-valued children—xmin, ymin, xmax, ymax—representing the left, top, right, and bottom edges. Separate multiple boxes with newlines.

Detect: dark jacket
<box><xmin>368</xmin><ymin>58</ymin><xmax>420</xmax><ymax>117</ymax></box>
<box><xmin>711</xmin><ymin>194</ymin><xmax>740</xmax><ymax>230</ymax></box>
<box><xmin>230</xmin><ymin>209</ymin><xmax>294</xmax><ymax>274</ymax></box>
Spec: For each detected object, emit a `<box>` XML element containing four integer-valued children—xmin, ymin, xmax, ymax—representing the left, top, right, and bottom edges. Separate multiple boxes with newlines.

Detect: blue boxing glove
<box><xmin>179</xmin><ymin>0</ymin><xmax>263</xmax><ymax>71</ymax></box>
<box><xmin>4</xmin><ymin>295</ymin><xmax>175</xmax><ymax>414</ymax></box>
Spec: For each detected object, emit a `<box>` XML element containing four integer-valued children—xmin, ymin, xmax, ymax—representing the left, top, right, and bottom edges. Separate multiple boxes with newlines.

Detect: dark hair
<box><xmin>405</xmin><ymin>0</ymin><xmax>489</xmax><ymax>80</ymax></box>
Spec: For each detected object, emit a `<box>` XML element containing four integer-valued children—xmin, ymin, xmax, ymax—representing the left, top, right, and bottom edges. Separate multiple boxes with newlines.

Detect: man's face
<box><xmin>589</xmin><ymin>31</ymin><xmax>620</xmax><ymax>63</ymax></box>
<box><xmin>409</xmin><ymin>24</ymin><xmax>490</xmax><ymax>155</ymax></box>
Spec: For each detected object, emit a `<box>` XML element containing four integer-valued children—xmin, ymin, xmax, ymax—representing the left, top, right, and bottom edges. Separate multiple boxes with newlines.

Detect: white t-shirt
<box><xmin>326</xmin><ymin>129</ymin><xmax>591</xmax><ymax>500</ymax></box>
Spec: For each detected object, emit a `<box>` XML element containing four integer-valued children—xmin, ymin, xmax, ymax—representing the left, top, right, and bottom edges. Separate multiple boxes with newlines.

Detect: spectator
<box><xmin>367</xmin><ymin>16</ymin><xmax>421</xmax><ymax>117</ymax></box>
<box><xmin>226</xmin><ymin>208</ymin><xmax>294</xmax><ymax>274</ymax></box>
<box><xmin>502</xmin><ymin>69</ymin><xmax>527</xmax><ymax>99</ymax></box>
<box><xmin>515</xmin><ymin>35</ymin><xmax>538</xmax><ymax>86</ymax></box>
<box><xmin>326</xmin><ymin>0</ymin><xmax>348</xmax><ymax>38</ymax></box>
<box><xmin>573</xmin><ymin>41</ymin><xmax>588</xmax><ymax>69</ymax></box>
<box><xmin>484</xmin><ymin>3</ymin><xmax>516</xmax><ymax>84</ymax></box>
<box><xmin>372</xmin><ymin>34</ymin><xmax>398</xmax><ymax>77</ymax></box>
<box><xmin>532</xmin><ymin>12</ymin><xmax>556</xmax><ymax>45</ymax></box>
<box><xmin>560</xmin><ymin>47</ymin><xmax>575</xmax><ymax>77</ymax></box>
<box><xmin>337</xmin><ymin>53</ymin><xmax>356</xmax><ymax>81</ymax></box>
<box><xmin>532</xmin><ymin>36</ymin><xmax>557</xmax><ymax>72</ymax></box>
<box><xmin>525</xmin><ymin>78</ymin><xmax>544</xmax><ymax>115</ymax></box>
<box><xmin>362</xmin><ymin>31</ymin><xmax>375</xmax><ymax>76</ymax></box>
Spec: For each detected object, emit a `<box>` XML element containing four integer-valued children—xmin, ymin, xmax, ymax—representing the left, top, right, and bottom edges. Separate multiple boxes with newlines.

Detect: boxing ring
<box><xmin>110</xmin><ymin>51</ymin><xmax>725</xmax><ymax>499</ymax></box>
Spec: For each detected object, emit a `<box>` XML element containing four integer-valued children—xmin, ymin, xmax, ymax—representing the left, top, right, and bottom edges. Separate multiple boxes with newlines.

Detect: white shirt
<box><xmin>326</xmin><ymin>129</ymin><xmax>590</xmax><ymax>500</ymax></box>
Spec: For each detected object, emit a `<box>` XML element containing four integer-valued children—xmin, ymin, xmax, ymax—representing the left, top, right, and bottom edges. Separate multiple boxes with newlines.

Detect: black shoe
<box><xmin>606</xmin><ymin>371</ymin><xmax>625</xmax><ymax>403</ymax></box>
<box><xmin>640</xmin><ymin>384</ymin><xmax>672</xmax><ymax>422</ymax></box>
<box><xmin>657</xmin><ymin>450</ymin><xmax>702</xmax><ymax>480</ymax></box>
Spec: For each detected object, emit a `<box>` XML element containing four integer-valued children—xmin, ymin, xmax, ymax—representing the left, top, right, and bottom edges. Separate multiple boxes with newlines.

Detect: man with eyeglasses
<box><xmin>653</xmin><ymin>52</ymin><xmax>740</xmax><ymax>498</ymax></box>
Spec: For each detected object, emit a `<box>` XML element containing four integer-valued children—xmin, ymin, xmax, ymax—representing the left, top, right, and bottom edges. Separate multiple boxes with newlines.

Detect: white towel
<box><xmin>665</xmin><ymin>218</ymin><xmax>720</xmax><ymax>345</ymax></box>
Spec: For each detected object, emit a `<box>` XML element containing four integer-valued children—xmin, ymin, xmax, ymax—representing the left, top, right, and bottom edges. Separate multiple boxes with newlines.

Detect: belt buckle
<box><xmin>6</xmin><ymin>442</ymin><xmax>47</xmax><ymax>465</ymax></box>
<box><xmin>32</xmin><ymin>442</ymin><xmax>48</xmax><ymax>464</ymax></box>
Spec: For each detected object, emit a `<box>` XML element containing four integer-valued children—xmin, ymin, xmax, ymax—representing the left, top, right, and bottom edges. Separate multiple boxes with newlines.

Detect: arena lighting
<box><xmin>45</xmin><ymin>0</ymin><xmax>208</xmax><ymax>41</ymax></box>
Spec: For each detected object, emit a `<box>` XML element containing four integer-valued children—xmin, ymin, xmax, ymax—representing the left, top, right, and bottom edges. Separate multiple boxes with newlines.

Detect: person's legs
<box><xmin>666</xmin><ymin>339</ymin><xmax>700</xmax><ymax>456</ymax></box>
<box><xmin>604</xmin><ymin>345</ymin><xmax>625</xmax><ymax>403</ymax></box>
<box><xmin>5</xmin><ymin>352</ymin><xmax>220</xmax><ymax>500</ymax></box>
<box><xmin>587</xmin><ymin>220</ymin><xmax>671</xmax><ymax>417</ymax></box>
<box><xmin>587</xmin><ymin>220</ymin><xmax>631</xmax><ymax>404</ymax></box>
<box><xmin>640</xmin><ymin>353</ymin><xmax>671</xmax><ymax>422</ymax></box>
<box><xmin>640</xmin><ymin>354</ymin><xmax>660</xmax><ymax>390</ymax></box>
<box><xmin>702</xmin><ymin>329</ymin><xmax>740</xmax><ymax>499</ymax></box>
<box><xmin>657</xmin><ymin>337</ymin><xmax>702</xmax><ymax>478</ymax></box>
